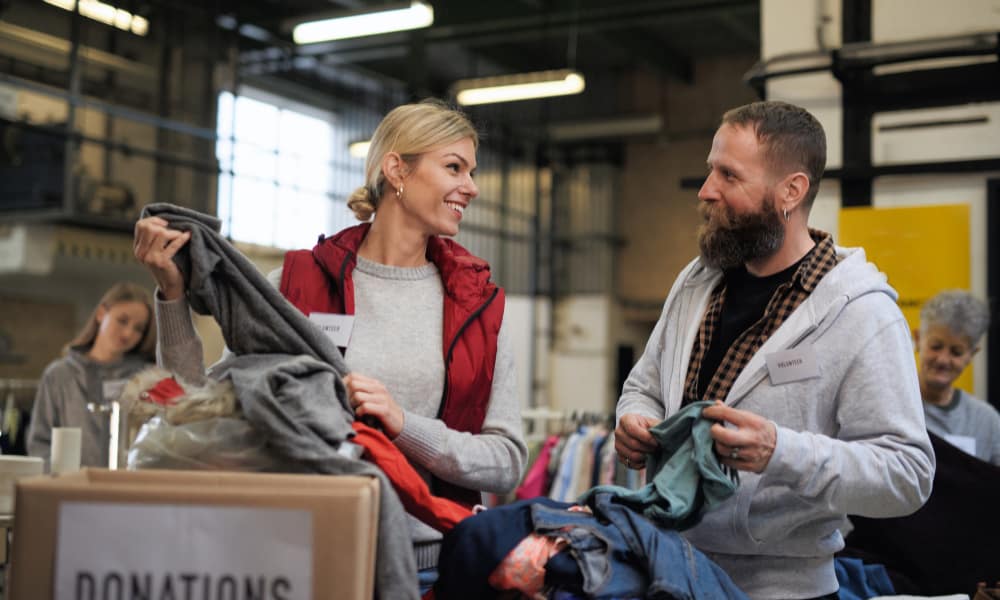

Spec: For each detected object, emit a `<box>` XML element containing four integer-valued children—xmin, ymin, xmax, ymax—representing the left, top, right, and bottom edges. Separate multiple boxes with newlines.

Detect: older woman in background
<box><xmin>915</xmin><ymin>289</ymin><xmax>1000</xmax><ymax>465</ymax></box>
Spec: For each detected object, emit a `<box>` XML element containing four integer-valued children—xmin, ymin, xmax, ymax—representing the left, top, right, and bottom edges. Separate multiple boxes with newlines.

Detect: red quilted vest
<box><xmin>280</xmin><ymin>223</ymin><xmax>504</xmax><ymax>507</ymax></box>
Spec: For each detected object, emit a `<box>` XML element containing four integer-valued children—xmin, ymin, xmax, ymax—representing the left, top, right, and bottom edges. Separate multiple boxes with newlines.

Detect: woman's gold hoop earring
<box><xmin>397</xmin><ymin>185</ymin><xmax>404</xmax><ymax>200</ymax></box>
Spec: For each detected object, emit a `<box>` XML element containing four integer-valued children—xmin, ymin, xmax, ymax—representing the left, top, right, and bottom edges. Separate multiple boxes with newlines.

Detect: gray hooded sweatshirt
<box><xmin>618</xmin><ymin>245</ymin><xmax>935</xmax><ymax>599</ymax></box>
<box><xmin>28</xmin><ymin>347</ymin><xmax>150</xmax><ymax>469</ymax></box>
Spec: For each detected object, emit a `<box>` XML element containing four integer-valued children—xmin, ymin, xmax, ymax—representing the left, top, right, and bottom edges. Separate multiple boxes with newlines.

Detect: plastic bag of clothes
<box><xmin>121</xmin><ymin>367</ymin><xmax>284</xmax><ymax>472</ymax></box>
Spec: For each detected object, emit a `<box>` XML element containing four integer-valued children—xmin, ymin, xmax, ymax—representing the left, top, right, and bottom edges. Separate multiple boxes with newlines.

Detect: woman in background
<box><xmin>27</xmin><ymin>282</ymin><xmax>156</xmax><ymax>469</ymax></box>
<box><xmin>133</xmin><ymin>99</ymin><xmax>526</xmax><ymax>593</ymax></box>
<box><xmin>915</xmin><ymin>289</ymin><xmax>1000</xmax><ymax>465</ymax></box>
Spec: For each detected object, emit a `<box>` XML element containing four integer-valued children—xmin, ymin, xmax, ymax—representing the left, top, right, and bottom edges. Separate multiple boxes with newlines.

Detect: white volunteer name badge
<box><xmin>765</xmin><ymin>346</ymin><xmax>820</xmax><ymax>385</ymax></box>
<box><xmin>309</xmin><ymin>312</ymin><xmax>355</xmax><ymax>347</ymax></box>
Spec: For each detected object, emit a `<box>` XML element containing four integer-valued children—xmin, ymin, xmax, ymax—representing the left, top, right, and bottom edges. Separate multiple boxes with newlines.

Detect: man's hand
<box><xmin>343</xmin><ymin>373</ymin><xmax>405</xmax><ymax>439</ymax></box>
<box><xmin>701</xmin><ymin>401</ymin><xmax>776</xmax><ymax>473</ymax></box>
<box><xmin>614</xmin><ymin>413</ymin><xmax>659</xmax><ymax>470</ymax></box>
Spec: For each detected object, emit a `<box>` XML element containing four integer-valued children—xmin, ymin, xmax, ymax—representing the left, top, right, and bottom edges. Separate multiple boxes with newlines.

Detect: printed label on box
<box><xmin>55</xmin><ymin>502</ymin><xmax>313</xmax><ymax>600</ymax></box>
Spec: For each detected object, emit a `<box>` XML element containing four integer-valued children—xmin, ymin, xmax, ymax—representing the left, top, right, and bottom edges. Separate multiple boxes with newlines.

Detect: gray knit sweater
<box><xmin>156</xmin><ymin>256</ymin><xmax>526</xmax><ymax>570</ymax></box>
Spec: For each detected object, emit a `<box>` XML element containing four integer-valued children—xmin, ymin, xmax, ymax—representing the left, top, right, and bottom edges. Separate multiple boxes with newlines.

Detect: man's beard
<box><xmin>697</xmin><ymin>193</ymin><xmax>785</xmax><ymax>270</ymax></box>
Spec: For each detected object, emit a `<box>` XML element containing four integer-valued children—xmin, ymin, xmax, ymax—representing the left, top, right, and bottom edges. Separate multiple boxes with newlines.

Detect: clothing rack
<box><xmin>521</xmin><ymin>407</ymin><xmax>615</xmax><ymax>442</ymax></box>
<box><xmin>514</xmin><ymin>411</ymin><xmax>641</xmax><ymax>503</ymax></box>
<box><xmin>0</xmin><ymin>379</ymin><xmax>37</xmax><ymax>411</ymax></box>
<box><xmin>0</xmin><ymin>378</ymin><xmax>36</xmax><ymax>456</ymax></box>
<box><xmin>521</xmin><ymin>407</ymin><xmax>564</xmax><ymax>442</ymax></box>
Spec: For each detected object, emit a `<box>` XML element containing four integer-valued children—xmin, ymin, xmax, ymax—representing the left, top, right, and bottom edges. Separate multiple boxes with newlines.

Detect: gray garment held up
<box><xmin>140</xmin><ymin>203</ymin><xmax>419</xmax><ymax>600</ymax></box>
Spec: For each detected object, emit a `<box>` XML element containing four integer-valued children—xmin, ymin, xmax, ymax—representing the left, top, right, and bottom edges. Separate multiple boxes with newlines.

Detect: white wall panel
<box><xmin>810</xmin><ymin>179</ymin><xmax>842</xmax><ymax>240</ymax></box>
<box><xmin>549</xmin><ymin>295</ymin><xmax>614</xmax><ymax>414</ymax></box>
<box><xmin>873</xmin><ymin>0</ymin><xmax>1000</xmax><ymax>42</ymax></box>
<box><xmin>504</xmin><ymin>295</ymin><xmax>552</xmax><ymax>411</ymax></box>
<box><xmin>762</xmin><ymin>0</ymin><xmax>841</xmax><ymax>59</ymax></box>
<box><xmin>873</xmin><ymin>103</ymin><xmax>1000</xmax><ymax>164</ymax></box>
<box><xmin>549</xmin><ymin>354</ymin><xmax>611</xmax><ymax>414</ymax></box>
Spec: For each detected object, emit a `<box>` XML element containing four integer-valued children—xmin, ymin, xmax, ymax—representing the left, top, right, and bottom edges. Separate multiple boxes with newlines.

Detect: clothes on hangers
<box><xmin>515</xmin><ymin>410</ymin><xmax>643</xmax><ymax>502</ymax></box>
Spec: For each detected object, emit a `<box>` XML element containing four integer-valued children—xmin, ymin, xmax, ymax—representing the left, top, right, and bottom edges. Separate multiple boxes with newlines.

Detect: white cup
<box><xmin>50</xmin><ymin>427</ymin><xmax>82</xmax><ymax>474</ymax></box>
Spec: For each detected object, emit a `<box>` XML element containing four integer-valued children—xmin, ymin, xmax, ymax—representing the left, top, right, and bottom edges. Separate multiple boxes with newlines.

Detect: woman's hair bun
<box><xmin>347</xmin><ymin>186</ymin><xmax>376</xmax><ymax>222</ymax></box>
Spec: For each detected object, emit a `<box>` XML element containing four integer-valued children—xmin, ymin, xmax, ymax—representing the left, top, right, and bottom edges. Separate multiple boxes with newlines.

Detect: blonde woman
<box><xmin>27</xmin><ymin>282</ymin><xmax>156</xmax><ymax>469</ymax></box>
<box><xmin>134</xmin><ymin>99</ymin><xmax>526</xmax><ymax>591</ymax></box>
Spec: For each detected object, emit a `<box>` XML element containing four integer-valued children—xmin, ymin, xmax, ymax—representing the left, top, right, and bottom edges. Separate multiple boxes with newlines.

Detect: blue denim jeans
<box><xmin>418</xmin><ymin>567</ymin><xmax>438</xmax><ymax>596</ymax></box>
<box><xmin>532</xmin><ymin>492</ymin><xmax>748</xmax><ymax>599</ymax></box>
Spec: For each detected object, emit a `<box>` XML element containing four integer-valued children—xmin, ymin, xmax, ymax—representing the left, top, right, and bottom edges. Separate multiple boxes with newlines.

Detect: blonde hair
<box><xmin>347</xmin><ymin>99</ymin><xmax>478</xmax><ymax>221</ymax></box>
<box><xmin>66</xmin><ymin>282</ymin><xmax>156</xmax><ymax>361</ymax></box>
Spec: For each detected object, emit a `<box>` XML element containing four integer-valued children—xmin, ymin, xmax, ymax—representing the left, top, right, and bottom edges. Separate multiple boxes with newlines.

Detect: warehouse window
<box><xmin>215</xmin><ymin>90</ymin><xmax>361</xmax><ymax>249</ymax></box>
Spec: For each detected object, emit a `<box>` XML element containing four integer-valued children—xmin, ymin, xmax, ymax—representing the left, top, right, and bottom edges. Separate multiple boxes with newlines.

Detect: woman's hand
<box><xmin>343</xmin><ymin>373</ymin><xmax>405</xmax><ymax>439</ymax></box>
<box><xmin>133</xmin><ymin>216</ymin><xmax>191</xmax><ymax>301</ymax></box>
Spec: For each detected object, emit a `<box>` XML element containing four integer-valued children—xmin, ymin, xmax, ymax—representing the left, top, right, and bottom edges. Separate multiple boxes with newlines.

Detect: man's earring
<box><xmin>783</xmin><ymin>208</ymin><xmax>789</xmax><ymax>221</ymax></box>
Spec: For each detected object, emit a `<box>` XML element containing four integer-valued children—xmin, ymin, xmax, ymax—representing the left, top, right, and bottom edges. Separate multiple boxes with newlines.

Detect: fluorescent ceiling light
<box><xmin>349</xmin><ymin>140</ymin><xmax>371</xmax><ymax>158</ymax></box>
<box><xmin>453</xmin><ymin>69</ymin><xmax>586</xmax><ymax>106</ymax></box>
<box><xmin>291</xmin><ymin>1</ymin><xmax>433</xmax><ymax>45</ymax></box>
<box><xmin>44</xmin><ymin>0</ymin><xmax>149</xmax><ymax>36</ymax></box>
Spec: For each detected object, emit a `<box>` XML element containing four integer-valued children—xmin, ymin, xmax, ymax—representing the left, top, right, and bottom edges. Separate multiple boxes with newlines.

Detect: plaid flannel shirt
<box><xmin>683</xmin><ymin>230</ymin><xmax>838</xmax><ymax>405</ymax></box>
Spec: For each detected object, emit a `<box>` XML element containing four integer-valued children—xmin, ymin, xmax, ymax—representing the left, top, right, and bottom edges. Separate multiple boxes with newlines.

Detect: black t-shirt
<box><xmin>696</xmin><ymin>258</ymin><xmax>803</xmax><ymax>400</ymax></box>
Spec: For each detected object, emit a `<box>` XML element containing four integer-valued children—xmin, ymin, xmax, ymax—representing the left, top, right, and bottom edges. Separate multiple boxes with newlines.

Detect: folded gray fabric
<box><xmin>217</xmin><ymin>353</ymin><xmax>358</xmax><ymax>462</ymax></box>
<box><xmin>215</xmin><ymin>354</ymin><xmax>419</xmax><ymax>600</ymax></box>
<box><xmin>579</xmin><ymin>400</ymin><xmax>738</xmax><ymax>531</ymax></box>
<box><xmin>140</xmin><ymin>203</ymin><xmax>419</xmax><ymax>600</ymax></box>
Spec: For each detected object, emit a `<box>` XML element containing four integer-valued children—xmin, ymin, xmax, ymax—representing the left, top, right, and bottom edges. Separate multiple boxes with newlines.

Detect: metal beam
<box><xmin>593</xmin><ymin>28</ymin><xmax>693</xmax><ymax>83</ymax></box>
<box><xmin>681</xmin><ymin>156</ymin><xmax>1000</xmax><ymax>189</ymax></box>
<box><xmin>825</xmin><ymin>157</ymin><xmax>1000</xmax><ymax>179</ymax></box>
<box><xmin>838</xmin><ymin>0</ymin><xmax>873</xmax><ymax>207</ymax></box>
<box><xmin>0</xmin><ymin>21</ymin><xmax>157</xmax><ymax>83</ymax></box>
<box><xmin>868</xmin><ymin>62</ymin><xmax>1000</xmax><ymax>112</ymax></box>
<box><xmin>270</xmin><ymin>0</ymin><xmax>757</xmax><ymax>59</ymax></box>
<box><xmin>989</xmin><ymin>178</ymin><xmax>1000</xmax><ymax>411</ymax></box>
<box><xmin>0</xmin><ymin>72</ymin><xmax>218</xmax><ymax>141</ymax></box>
<box><xmin>717</xmin><ymin>10</ymin><xmax>758</xmax><ymax>48</ymax></box>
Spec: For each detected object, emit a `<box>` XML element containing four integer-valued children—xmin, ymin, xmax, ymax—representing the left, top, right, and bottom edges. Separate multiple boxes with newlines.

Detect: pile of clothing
<box><xmin>435</xmin><ymin>401</ymin><xmax>747</xmax><ymax>599</ymax></box>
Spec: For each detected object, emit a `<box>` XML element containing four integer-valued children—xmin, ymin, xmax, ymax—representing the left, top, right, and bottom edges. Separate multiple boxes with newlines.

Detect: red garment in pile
<box><xmin>351</xmin><ymin>422</ymin><xmax>474</xmax><ymax>533</ymax></box>
<box><xmin>142</xmin><ymin>377</ymin><xmax>185</xmax><ymax>406</ymax></box>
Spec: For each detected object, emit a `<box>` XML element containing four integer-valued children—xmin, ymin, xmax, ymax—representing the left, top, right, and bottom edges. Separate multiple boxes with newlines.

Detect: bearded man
<box><xmin>614</xmin><ymin>101</ymin><xmax>934</xmax><ymax>599</ymax></box>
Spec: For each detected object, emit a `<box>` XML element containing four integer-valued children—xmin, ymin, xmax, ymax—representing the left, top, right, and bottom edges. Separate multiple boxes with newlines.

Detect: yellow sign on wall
<box><xmin>839</xmin><ymin>204</ymin><xmax>972</xmax><ymax>392</ymax></box>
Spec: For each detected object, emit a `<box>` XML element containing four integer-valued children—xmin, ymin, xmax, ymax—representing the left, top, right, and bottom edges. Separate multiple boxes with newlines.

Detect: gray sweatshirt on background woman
<box><xmin>27</xmin><ymin>347</ymin><xmax>150</xmax><ymax>469</ymax></box>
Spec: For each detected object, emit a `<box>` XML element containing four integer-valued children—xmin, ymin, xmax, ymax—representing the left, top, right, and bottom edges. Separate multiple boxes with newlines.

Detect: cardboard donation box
<box><xmin>9</xmin><ymin>468</ymin><xmax>380</xmax><ymax>600</ymax></box>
